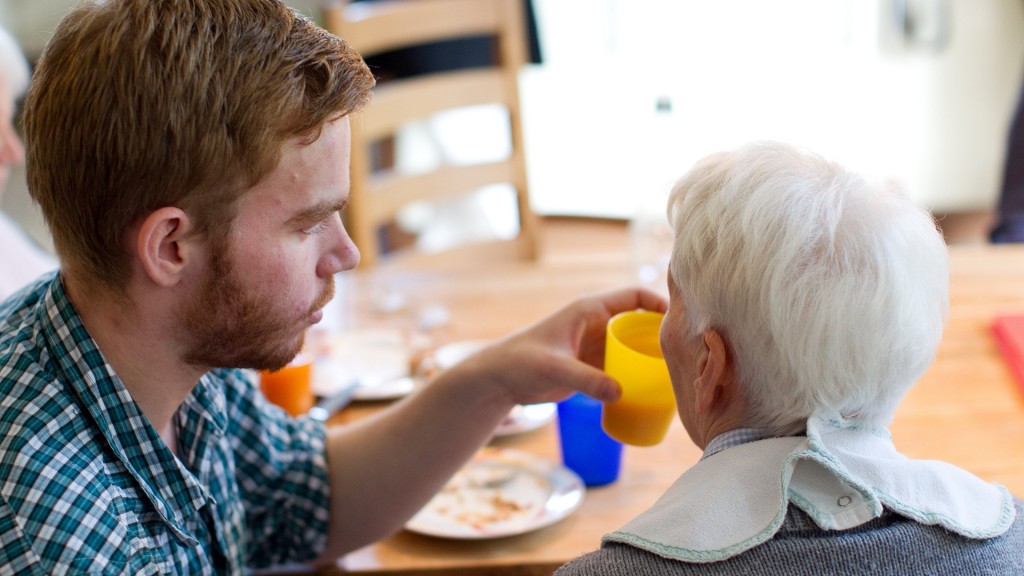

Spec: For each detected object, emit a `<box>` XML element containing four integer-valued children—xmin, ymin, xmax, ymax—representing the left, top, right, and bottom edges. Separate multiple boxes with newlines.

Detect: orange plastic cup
<box><xmin>259</xmin><ymin>355</ymin><xmax>314</xmax><ymax>417</ymax></box>
<box><xmin>602</xmin><ymin>310</ymin><xmax>675</xmax><ymax>446</ymax></box>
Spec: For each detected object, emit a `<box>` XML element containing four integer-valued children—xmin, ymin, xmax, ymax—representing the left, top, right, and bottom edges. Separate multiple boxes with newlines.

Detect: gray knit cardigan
<box><xmin>555</xmin><ymin>499</ymin><xmax>1024</xmax><ymax>575</ymax></box>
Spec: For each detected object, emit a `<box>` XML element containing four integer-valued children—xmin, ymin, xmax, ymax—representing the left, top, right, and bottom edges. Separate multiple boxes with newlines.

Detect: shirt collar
<box><xmin>702</xmin><ymin>428</ymin><xmax>769</xmax><ymax>460</ymax></box>
<box><xmin>39</xmin><ymin>275</ymin><xmax>214</xmax><ymax>544</ymax></box>
<box><xmin>176</xmin><ymin>370</ymin><xmax>228</xmax><ymax>482</ymax></box>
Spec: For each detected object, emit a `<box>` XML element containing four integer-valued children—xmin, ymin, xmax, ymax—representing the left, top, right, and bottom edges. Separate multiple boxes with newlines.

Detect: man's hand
<box><xmin>442</xmin><ymin>287</ymin><xmax>669</xmax><ymax>407</ymax></box>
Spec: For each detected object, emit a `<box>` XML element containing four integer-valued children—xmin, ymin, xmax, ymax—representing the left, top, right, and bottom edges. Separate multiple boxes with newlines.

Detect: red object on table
<box><xmin>993</xmin><ymin>314</ymin><xmax>1024</xmax><ymax>393</ymax></box>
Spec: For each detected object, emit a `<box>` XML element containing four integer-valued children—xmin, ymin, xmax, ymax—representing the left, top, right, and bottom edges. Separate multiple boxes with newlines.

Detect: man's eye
<box><xmin>305</xmin><ymin>221</ymin><xmax>329</xmax><ymax>235</ymax></box>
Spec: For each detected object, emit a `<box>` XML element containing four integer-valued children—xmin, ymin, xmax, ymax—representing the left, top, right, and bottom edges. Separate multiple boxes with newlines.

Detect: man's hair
<box><xmin>22</xmin><ymin>0</ymin><xmax>374</xmax><ymax>290</ymax></box>
<box><xmin>666</xmin><ymin>141</ymin><xmax>949</xmax><ymax>436</ymax></box>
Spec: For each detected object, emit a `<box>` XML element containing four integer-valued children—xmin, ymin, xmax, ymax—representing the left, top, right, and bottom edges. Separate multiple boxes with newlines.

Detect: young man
<box><xmin>0</xmin><ymin>0</ymin><xmax>665</xmax><ymax>571</ymax></box>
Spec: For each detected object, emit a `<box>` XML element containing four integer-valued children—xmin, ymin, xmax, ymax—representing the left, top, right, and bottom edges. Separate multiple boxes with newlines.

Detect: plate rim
<box><xmin>404</xmin><ymin>447</ymin><xmax>585</xmax><ymax>539</ymax></box>
<box><xmin>493</xmin><ymin>402</ymin><xmax>558</xmax><ymax>436</ymax></box>
<box><xmin>350</xmin><ymin>375</ymin><xmax>417</xmax><ymax>401</ymax></box>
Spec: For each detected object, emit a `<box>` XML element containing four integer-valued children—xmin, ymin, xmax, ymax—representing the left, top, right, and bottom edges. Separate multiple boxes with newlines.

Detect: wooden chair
<box><xmin>323</xmin><ymin>0</ymin><xmax>540</xmax><ymax>267</ymax></box>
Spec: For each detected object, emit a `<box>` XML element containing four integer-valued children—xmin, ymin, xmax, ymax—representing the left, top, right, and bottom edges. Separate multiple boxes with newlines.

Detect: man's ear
<box><xmin>135</xmin><ymin>207</ymin><xmax>195</xmax><ymax>287</ymax></box>
<box><xmin>693</xmin><ymin>328</ymin><xmax>733</xmax><ymax>415</ymax></box>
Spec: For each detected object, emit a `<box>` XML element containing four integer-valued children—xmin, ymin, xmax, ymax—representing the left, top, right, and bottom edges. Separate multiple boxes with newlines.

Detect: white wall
<box><xmin>3</xmin><ymin>0</ymin><xmax>1022</xmax><ymax>231</ymax></box>
<box><xmin>522</xmin><ymin>0</ymin><xmax>1024</xmax><ymax>218</ymax></box>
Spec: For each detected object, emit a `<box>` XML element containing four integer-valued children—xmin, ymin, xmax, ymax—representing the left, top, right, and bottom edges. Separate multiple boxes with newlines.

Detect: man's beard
<box><xmin>182</xmin><ymin>248</ymin><xmax>334</xmax><ymax>372</ymax></box>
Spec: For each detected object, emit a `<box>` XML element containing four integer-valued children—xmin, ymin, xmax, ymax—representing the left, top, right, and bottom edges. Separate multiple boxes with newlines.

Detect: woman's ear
<box><xmin>135</xmin><ymin>207</ymin><xmax>195</xmax><ymax>287</ymax></box>
<box><xmin>693</xmin><ymin>328</ymin><xmax>734</xmax><ymax>415</ymax></box>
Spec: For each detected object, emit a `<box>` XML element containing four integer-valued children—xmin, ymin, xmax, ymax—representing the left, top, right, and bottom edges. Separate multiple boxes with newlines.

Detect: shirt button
<box><xmin>837</xmin><ymin>495</ymin><xmax>853</xmax><ymax>507</ymax></box>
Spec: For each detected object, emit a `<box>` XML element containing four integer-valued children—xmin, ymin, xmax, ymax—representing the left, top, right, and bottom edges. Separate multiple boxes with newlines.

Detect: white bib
<box><xmin>604</xmin><ymin>415</ymin><xmax>1015</xmax><ymax>563</ymax></box>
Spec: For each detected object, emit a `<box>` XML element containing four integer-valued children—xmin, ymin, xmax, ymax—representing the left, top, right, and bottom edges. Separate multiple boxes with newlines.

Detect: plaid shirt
<box><xmin>701</xmin><ymin>428</ymin><xmax>769</xmax><ymax>460</ymax></box>
<box><xmin>0</xmin><ymin>274</ymin><xmax>331</xmax><ymax>574</ymax></box>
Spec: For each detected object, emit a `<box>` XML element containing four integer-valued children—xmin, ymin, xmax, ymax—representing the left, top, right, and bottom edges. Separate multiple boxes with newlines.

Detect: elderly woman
<box><xmin>0</xmin><ymin>26</ymin><xmax>55</xmax><ymax>300</ymax></box>
<box><xmin>558</xmin><ymin>142</ymin><xmax>1024</xmax><ymax>575</ymax></box>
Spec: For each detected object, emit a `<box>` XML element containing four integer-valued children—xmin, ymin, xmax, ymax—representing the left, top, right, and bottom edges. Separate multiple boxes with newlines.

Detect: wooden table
<box><xmin>309</xmin><ymin>222</ymin><xmax>1024</xmax><ymax>575</ymax></box>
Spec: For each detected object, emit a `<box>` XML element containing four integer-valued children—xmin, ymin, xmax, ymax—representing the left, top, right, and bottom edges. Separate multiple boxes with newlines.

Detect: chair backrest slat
<box><xmin>324</xmin><ymin>0</ymin><xmax>539</xmax><ymax>266</ymax></box>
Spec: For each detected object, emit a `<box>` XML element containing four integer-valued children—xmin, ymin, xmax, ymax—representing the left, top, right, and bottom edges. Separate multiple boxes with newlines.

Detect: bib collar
<box><xmin>605</xmin><ymin>415</ymin><xmax>1015</xmax><ymax>563</ymax></box>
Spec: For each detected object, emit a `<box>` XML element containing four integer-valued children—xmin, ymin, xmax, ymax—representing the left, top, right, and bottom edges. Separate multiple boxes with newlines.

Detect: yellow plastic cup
<box><xmin>602</xmin><ymin>310</ymin><xmax>675</xmax><ymax>446</ymax></box>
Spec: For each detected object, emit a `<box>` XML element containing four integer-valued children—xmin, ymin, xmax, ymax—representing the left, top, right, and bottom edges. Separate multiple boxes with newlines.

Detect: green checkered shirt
<box><xmin>0</xmin><ymin>274</ymin><xmax>331</xmax><ymax>574</ymax></box>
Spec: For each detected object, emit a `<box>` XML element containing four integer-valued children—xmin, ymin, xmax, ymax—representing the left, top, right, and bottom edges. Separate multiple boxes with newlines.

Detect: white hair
<box><xmin>0</xmin><ymin>26</ymin><xmax>30</xmax><ymax>97</ymax></box>
<box><xmin>667</xmin><ymin>141</ymin><xmax>949</xmax><ymax>436</ymax></box>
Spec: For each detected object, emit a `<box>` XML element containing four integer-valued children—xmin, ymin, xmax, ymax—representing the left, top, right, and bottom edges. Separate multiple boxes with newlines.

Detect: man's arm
<box><xmin>313</xmin><ymin>287</ymin><xmax>667</xmax><ymax>561</ymax></box>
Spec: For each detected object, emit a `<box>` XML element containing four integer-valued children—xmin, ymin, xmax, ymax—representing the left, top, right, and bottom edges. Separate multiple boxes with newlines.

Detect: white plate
<box><xmin>405</xmin><ymin>448</ymin><xmax>585</xmax><ymax>539</ymax></box>
<box><xmin>352</xmin><ymin>375</ymin><xmax>418</xmax><ymax>401</ymax></box>
<box><xmin>493</xmin><ymin>403</ymin><xmax>557</xmax><ymax>437</ymax></box>
<box><xmin>312</xmin><ymin>329</ymin><xmax>414</xmax><ymax>401</ymax></box>
<box><xmin>432</xmin><ymin>339</ymin><xmax>489</xmax><ymax>370</ymax></box>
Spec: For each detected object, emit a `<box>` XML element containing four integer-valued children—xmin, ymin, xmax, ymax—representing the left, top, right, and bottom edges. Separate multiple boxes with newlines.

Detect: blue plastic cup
<box><xmin>556</xmin><ymin>393</ymin><xmax>623</xmax><ymax>486</ymax></box>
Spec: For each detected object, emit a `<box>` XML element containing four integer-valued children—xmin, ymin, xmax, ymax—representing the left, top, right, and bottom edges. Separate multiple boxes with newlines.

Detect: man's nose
<box><xmin>318</xmin><ymin>216</ymin><xmax>361</xmax><ymax>277</ymax></box>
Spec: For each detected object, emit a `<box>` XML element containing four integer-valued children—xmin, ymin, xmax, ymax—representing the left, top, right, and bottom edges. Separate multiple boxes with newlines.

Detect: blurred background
<box><xmin>2</xmin><ymin>0</ymin><xmax>1022</xmax><ymax>252</ymax></box>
